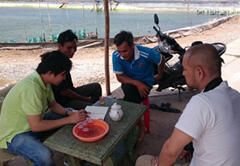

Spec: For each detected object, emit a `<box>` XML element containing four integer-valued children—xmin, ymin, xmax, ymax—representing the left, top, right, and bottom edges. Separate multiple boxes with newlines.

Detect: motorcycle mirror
<box><xmin>154</xmin><ymin>14</ymin><xmax>159</xmax><ymax>25</ymax></box>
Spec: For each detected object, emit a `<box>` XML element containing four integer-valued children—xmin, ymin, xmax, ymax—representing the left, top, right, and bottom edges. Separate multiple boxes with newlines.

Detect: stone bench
<box><xmin>0</xmin><ymin>85</ymin><xmax>32</xmax><ymax>166</ymax></box>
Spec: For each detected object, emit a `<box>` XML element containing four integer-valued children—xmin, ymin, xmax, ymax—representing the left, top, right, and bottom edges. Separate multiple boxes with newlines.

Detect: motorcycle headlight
<box><xmin>158</xmin><ymin>40</ymin><xmax>170</xmax><ymax>53</ymax></box>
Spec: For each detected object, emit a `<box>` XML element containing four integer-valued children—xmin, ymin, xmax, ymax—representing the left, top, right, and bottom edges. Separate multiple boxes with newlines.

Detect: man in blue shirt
<box><xmin>112</xmin><ymin>31</ymin><xmax>165</xmax><ymax>103</ymax></box>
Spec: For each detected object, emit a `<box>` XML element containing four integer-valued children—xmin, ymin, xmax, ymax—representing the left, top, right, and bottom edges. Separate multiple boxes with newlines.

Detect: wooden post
<box><xmin>103</xmin><ymin>0</ymin><xmax>111</xmax><ymax>95</ymax></box>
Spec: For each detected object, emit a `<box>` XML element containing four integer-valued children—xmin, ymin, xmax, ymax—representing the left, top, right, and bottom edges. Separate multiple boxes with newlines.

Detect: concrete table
<box><xmin>44</xmin><ymin>97</ymin><xmax>147</xmax><ymax>166</ymax></box>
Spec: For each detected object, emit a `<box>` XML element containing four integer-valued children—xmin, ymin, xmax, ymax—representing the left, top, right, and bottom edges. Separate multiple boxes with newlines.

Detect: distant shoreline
<box><xmin>0</xmin><ymin>2</ymin><xmax>240</xmax><ymax>12</ymax></box>
<box><xmin>0</xmin><ymin>14</ymin><xmax>237</xmax><ymax>48</ymax></box>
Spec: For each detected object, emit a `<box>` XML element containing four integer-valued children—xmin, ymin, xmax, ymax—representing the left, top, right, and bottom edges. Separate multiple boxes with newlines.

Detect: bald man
<box><xmin>136</xmin><ymin>44</ymin><xmax>240</xmax><ymax>166</ymax></box>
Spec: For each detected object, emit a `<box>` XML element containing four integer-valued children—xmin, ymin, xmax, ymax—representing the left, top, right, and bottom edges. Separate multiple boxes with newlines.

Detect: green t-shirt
<box><xmin>0</xmin><ymin>71</ymin><xmax>55</xmax><ymax>148</ymax></box>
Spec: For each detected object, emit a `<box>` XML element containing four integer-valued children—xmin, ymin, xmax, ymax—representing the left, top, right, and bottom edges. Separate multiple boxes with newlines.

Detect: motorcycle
<box><xmin>152</xmin><ymin>13</ymin><xmax>226</xmax><ymax>93</ymax></box>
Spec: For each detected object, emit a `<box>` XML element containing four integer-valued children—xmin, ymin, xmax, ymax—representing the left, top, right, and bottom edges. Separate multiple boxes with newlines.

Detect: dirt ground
<box><xmin>2</xmin><ymin>15</ymin><xmax>240</xmax><ymax>166</ymax></box>
<box><xmin>0</xmin><ymin>15</ymin><xmax>240</xmax><ymax>93</ymax></box>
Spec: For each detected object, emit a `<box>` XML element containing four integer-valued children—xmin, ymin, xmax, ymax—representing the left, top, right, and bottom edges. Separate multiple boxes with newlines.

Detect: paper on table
<box><xmin>85</xmin><ymin>106</ymin><xmax>109</xmax><ymax>120</ymax></box>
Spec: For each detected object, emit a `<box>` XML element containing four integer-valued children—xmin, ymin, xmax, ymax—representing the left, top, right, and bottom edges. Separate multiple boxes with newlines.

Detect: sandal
<box><xmin>150</xmin><ymin>103</ymin><xmax>181</xmax><ymax>113</ymax></box>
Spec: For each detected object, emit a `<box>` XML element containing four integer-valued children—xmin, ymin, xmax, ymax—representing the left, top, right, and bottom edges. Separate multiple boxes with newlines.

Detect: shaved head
<box><xmin>183</xmin><ymin>44</ymin><xmax>223</xmax><ymax>91</ymax></box>
<box><xmin>185</xmin><ymin>44</ymin><xmax>222</xmax><ymax>76</ymax></box>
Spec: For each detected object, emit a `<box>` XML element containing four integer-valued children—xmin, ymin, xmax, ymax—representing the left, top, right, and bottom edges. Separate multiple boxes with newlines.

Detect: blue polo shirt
<box><xmin>112</xmin><ymin>45</ymin><xmax>162</xmax><ymax>87</ymax></box>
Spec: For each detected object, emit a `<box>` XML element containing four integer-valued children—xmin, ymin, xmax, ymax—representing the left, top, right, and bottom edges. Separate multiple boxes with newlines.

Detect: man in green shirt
<box><xmin>0</xmin><ymin>51</ymin><xmax>88</xmax><ymax>166</ymax></box>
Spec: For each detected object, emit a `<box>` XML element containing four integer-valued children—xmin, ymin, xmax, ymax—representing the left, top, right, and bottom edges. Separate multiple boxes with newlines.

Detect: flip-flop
<box><xmin>150</xmin><ymin>103</ymin><xmax>171</xmax><ymax>110</ymax></box>
<box><xmin>150</xmin><ymin>103</ymin><xmax>181</xmax><ymax>113</ymax></box>
<box><xmin>149</xmin><ymin>104</ymin><xmax>162</xmax><ymax>110</ymax></box>
<box><xmin>160</xmin><ymin>103</ymin><xmax>171</xmax><ymax>110</ymax></box>
<box><xmin>164</xmin><ymin>107</ymin><xmax>181</xmax><ymax>113</ymax></box>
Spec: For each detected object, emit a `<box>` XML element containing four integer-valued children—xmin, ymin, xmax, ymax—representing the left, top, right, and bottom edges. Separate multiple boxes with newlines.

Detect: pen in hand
<box><xmin>83</xmin><ymin>110</ymin><xmax>89</xmax><ymax>114</ymax></box>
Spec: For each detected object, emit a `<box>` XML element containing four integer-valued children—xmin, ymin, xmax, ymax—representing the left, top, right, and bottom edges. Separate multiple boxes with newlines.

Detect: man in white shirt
<box><xmin>136</xmin><ymin>44</ymin><xmax>240</xmax><ymax>166</ymax></box>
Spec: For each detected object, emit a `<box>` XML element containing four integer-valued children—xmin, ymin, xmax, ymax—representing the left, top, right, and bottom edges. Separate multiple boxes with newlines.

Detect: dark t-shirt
<box><xmin>52</xmin><ymin>72</ymin><xmax>75</xmax><ymax>106</ymax></box>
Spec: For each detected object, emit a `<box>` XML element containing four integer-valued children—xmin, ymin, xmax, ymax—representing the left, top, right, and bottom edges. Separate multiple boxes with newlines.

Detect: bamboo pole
<box><xmin>103</xmin><ymin>0</ymin><xmax>111</xmax><ymax>95</ymax></box>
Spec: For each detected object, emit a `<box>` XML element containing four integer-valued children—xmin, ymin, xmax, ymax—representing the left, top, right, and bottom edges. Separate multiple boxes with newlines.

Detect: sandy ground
<box><xmin>2</xmin><ymin>15</ymin><xmax>240</xmax><ymax>166</ymax></box>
